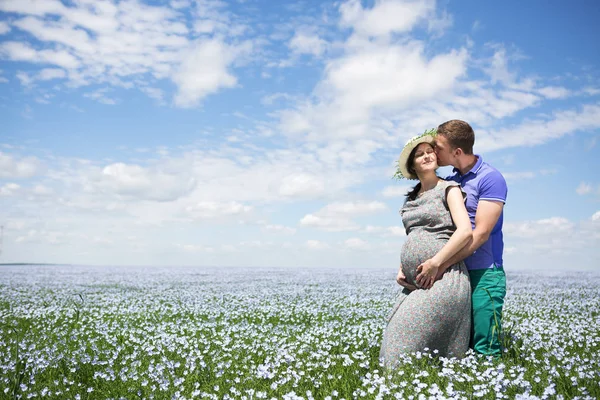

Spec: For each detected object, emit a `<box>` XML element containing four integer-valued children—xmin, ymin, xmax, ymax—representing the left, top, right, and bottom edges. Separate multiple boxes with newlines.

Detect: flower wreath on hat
<box><xmin>393</xmin><ymin>128</ymin><xmax>438</xmax><ymax>180</ymax></box>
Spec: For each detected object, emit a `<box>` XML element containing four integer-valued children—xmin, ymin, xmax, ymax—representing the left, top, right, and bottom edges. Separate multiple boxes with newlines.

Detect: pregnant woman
<box><xmin>380</xmin><ymin>131</ymin><xmax>473</xmax><ymax>365</ymax></box>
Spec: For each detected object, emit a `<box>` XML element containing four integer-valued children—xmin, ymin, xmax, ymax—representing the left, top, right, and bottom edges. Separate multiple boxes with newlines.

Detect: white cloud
<box><xmin>364</xmin><ymin>225</ymin><xmax>406</xmax><ymax>237</ymax></box>
<box><xmin>0</xmin><ymin>152</ymin><xmax>42</xmax><ymax>178</ymax></box>
<box><xmin>16</xmin><ymin>71</ymin><xmax>33</xmax><ymax>87</ymax></box>
<box><xmin>172</xmin><ymin>39</ymin><xmax>251</xmax><ymax>108</ymax></box>
<box><xmin>279</xmin><ymin>40</ymin><xmax>468</xmax><ymax>143</ymax></box>
<box><xmin>300</xmin><ymin>201</ymin><xmax>387</xmax><ymax>232</ymax></box>
<box><xmin>38</xmin><ymin>68</ymin><xmax>66</xmax><ymax>80</ymax></box>
<box><xmin>504</xmin><ymin>246</ymin><xmax>516</xmax><ymax>255</ymax></box>
<box><xmin>381</xmin><ymin>185</ymin><xmax>412</xmax><ymax>198</ymax></box>
<box><xmin>502</xmin><ymin>169</ymin><xmax>556</xmax><ymax>183</ymax></box>
<box><xmin>140</xmin><ymin>87</ymin><xmax>164</xmax><ymax>102</ymax></box>
<box><xmin>15</xmin><ymin>68</ymin><xmax>65</xmax><ymax>89</ymax></box>
<box><xmin>484</xmin><ymin>47</ymin><xmax>515</xmax><ymax>85</ymax></box>
<box><xmin>583</xmin><ymin>87</ymin><xmax>600</xmax><ymax>96</ymax></box>
<box><xmin>502</xmin><ymin>171</ymin><xmax>536</xmax><ymax>181</ymax></box>
<box><xmin>427</xmin><ymin>9</ymin><xmax>453</xmax><ymax>37</ymax></box>
<box><xmin>504</xmin><ymin>217</ymin><xmax>575</xmax><ymax>239</ymax></box>
<box><xmin>504</xmin><ymin>216</ymin><xmax>599</xmax><ymax>261</ymax></box>
<box><xmin>34</xmin><ymin>142</ymin><xmax>369</xmax><ymax>219</ymax></box>
<box><xmin>171</xmin><ymin>0</ymin><xmax>191</xmax><ymax>10</ymax></box>
<box><xmin>175</xmin><ymin>243</ymin><xmax>215</xmax><ymax>253</ymax></box>
<box><xmin>289</xmin><ymin>31</ymin><xmax>328</xmax><ymax>57</ymax></box>
<box><xmin>0</xmin><ymin>183</ymin><xmax>21</xmax><ymax>196</ymax></box>
<box><xmin>32</xmin><ymin>184</ymin><xmax>54</xmax><ymax>196</ymax></box>
<box><xmin>278</xmin><ymin>173</ymin><xmax>326</xmax><ymax>198</ymax></box>
<box><xmin>0</xmin><ymin>183</ymin><xmax>56</xmax><ymax>198</ymax></box>
<box><xmin>0</xmin><ymin>21</ymin><xmax>10</xmax><ymax>35</ymax></box>
<box><xmin>306</xmin><ymin>240</ymin><xmax>330</xmax><ymax>250</ymax></box>
<box><xmin>319</xmin><ymin>201</ymin><xmax>387</xmax><ymax>216</ymax></box>
<box><xmin>12</xmin><ymin>16</ymin><xmax>96</xmax><ymax>54</ymax></box>
<box><xmin>239</xmin><ymin>240</ymin><xmax>275</xmax><ymax>249</ymax></box>
<box><xmin>184</xmin><ymin>201</ymin><xmax>252</xmax><ymax>219</ymax></box>
<box><xmin>0</xmin><ymin>0</ymin><xmax>249</xmax><ymax>105</ymax></box>
<box><xmin>0</xmin><ymin>41</ymin><xmax>81</xmax><ymax>69</ymax></box>
<box><xmin>16</xmin><ymin>68</ymin><xmax>66</xmax><ymax>89</ymax></box>
<box><xmin>0</xmin><ymin>0</ymin><xmax>68</xmax><ymax>18</ymax></box>
<box><xmin>261</xmin><ymin>92</ymin><xmax>296</xmax><ymax>106</ymax></box>
<box><xmin>538</xmin><ymin>86</ymin><xmax>571</xmax><ymax>99</ymax></box>
<box><xmin>14</xmin><ymin>229</ymin><xmax>92</xmax><ymax>246</ymax></box>
<box><xmin>576</xmin><ymin>182</ymin><xmax>593</xmax><ymax>195</ymax></box>
<box><xmin>263</xmin><ymin>224</ymin><xmax>296</xmax><ymax>235</ymax></box>
<box><xmin>344</xmin><ymin>237</ymin><xmax>370</xmax><ymax>250</ymax></box>
<box><xmin>327</xmin><ymin>43</ymin><xmax>467</xmax><ymax>116</ymax></box>
<box><xmin>476</xmin><ymin>103</ymin><xmax>600</xmax><ymax>152</ymax></box>
<box><xmin>192</xmin><ymin>0</ymin><xmax>247</xmax><ymax>37</ymax></box>
<box><xmin>300</xmin><ymin>214</ymin><xmax>359</xmax><ymax>232</ymax></box>
<box><xmin>339</xmin><ymin>0</ymin><xmax>435</xmax><ymax>37</ymax></box>
<box><xmin>98</xmin><ymin>162</ymin><xmax>197</xmax><ymax>202</ymax></box>
<box><xmin>84</xmin><ymin>88</ymin><xmax>118</xmax><ymax>105</ymax></box>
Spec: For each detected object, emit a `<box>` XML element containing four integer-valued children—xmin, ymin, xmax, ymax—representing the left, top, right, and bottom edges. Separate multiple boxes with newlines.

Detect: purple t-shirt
<box><xmin>447</xmin><ymin>155</ymin><xmax>507</xmax><ymax>270</ymax></box>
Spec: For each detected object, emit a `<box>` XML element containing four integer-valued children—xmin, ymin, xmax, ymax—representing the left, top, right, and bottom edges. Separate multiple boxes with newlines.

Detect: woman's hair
<box><xmin>406</xmin><ymin>182</ymin><xmax>422</xmax><ymax>201</ymax></box>
<box><xmin>405</xmin><ymin>146</ymin><xmax>421</xmax><ymax>201</ymax></box>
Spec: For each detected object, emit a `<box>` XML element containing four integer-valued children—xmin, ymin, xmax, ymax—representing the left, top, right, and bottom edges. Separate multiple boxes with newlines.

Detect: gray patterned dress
<box><xmin>380</xmin><ymin>180</ymin><xmax>471</xmax><ymax>365</ymax></box>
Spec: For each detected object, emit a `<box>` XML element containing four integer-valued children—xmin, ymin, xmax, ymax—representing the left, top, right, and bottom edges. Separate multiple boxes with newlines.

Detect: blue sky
<box><xmin>0</xmin><ymin>0</ymin><xmax>599</xmax><ymax>270</ymax></box>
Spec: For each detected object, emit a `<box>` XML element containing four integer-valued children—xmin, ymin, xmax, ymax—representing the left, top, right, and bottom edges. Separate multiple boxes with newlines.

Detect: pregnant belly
<box><xmin>400</xmin><ymin>231</ymin><xmax>447</xmax><ymax>288</ymax></box>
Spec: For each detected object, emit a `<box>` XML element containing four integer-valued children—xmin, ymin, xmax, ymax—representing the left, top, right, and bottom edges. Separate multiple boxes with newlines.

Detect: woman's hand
<box><xmin>416</xmin><ymin>258</ymin><xmax>441</xmax><ymax>289</ymax></box>
<box><xmin>396</xmin><ymin>264</ymin><xmax>417</xmax><ymax>291</ymax></box>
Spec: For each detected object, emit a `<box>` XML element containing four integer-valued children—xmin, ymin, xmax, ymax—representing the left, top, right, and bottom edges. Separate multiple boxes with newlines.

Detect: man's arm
<box><xmin>440</xmin><ymin>200</ymin><xmax>504</xmax><ymax>269</ymax></box>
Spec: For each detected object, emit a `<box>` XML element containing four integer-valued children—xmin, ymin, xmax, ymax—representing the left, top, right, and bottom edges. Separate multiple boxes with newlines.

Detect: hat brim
<box><xmin>397</xmin><ymin>135</ymin><xmax>436</xmax><ymax>180</ymax></box>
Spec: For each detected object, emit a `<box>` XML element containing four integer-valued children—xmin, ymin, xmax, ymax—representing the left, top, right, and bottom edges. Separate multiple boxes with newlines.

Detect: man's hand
<box><xmin>416</xmin><ymin>258</ymin><xmax>441</xmax><ymax>289</ymax></box>
<box><xmin>396</xmin><ymin>265</ymin><xmax>417</xmax><ymax>291</ymax></box>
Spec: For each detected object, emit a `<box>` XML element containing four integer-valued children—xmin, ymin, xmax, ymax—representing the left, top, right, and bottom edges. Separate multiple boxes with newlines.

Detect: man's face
<box><xmin>434</xmin><ymin>135</ymin><xmax>454</xmax><ymax>167</ymax></box>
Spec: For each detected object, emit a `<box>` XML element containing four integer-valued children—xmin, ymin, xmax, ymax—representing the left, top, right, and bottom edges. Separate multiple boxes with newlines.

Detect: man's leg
<box><xmin>469</xmin><ymin>266</ymin><xmax>506</xmax><ymax>356</ymax></box>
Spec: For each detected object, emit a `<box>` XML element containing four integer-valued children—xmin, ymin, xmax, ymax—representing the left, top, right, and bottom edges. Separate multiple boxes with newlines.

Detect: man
<box><xmin>431</xmin><ymin>119</ymin><xmax>507</xmax><ymax>356</ymax></box>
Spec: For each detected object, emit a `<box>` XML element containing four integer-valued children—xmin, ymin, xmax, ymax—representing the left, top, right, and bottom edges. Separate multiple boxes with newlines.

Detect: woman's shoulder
<box><xmin>436</xmin><ymin>179</ymin><xmax>461</xmax><ymax>190</ymax></box>
<box><xmin>437</xmin><ymin>179</ymin><xmax>466</xmax><ymax>203</ymax></box>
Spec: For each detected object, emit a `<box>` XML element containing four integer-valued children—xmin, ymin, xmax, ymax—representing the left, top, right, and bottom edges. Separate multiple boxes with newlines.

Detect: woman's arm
<box><xmin>415</xmin><ymin>186</ymin><xmax>472</xmax><ymax>288</ymax></box>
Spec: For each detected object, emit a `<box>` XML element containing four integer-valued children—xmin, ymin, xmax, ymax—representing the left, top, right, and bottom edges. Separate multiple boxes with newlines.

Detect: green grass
<box><xmin>1</xmin><ymin>270</ymin><xmax>599</xmax><ymax>399</ymax></box>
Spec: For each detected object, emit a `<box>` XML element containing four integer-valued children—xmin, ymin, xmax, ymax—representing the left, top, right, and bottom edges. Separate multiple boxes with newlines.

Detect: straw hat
<box><xmin>394</xmin><ymin>129</ymin><xmax>437</xmax><ymax>180</ymax></box>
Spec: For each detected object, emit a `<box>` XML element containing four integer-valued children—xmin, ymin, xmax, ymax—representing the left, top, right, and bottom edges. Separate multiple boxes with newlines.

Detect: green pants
<box><xmin>469</xmin><ymin>265</ymin><xmax>506</xmax><ymax>356</ymax></box>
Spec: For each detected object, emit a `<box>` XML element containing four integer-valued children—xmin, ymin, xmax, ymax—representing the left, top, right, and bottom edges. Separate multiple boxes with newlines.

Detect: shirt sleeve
<box><xmin>479</xmin><ymin>170</ymin><xmax>507</xmax><ymax>203</ymax></box>
<box><xmin>442</xmin><ymin>181</ymin><xmax>467</xmax><ymax>209</ymax></box>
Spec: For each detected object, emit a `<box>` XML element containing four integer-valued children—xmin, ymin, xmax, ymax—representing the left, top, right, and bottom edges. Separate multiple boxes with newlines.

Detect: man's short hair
<box><xmin>437</xmin><ymin>120</ymin><xmax>475</xmax><ymax>155</ymax></box>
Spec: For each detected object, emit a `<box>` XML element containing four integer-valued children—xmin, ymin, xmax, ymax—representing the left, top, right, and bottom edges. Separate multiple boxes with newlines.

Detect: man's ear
<box><xmin>454</xmin><ymin>147</ymin><xmax>463</xmax><ymax>157</ymax></box>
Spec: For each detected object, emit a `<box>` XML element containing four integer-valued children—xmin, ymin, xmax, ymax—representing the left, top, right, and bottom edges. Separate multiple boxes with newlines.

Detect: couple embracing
<box><xmin>380</xmin><ymin>120</ymin><xmax>507</xmax><ymax>365</ymax></box>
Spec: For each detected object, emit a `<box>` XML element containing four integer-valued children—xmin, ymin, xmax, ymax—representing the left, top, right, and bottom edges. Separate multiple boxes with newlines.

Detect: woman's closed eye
<box><xmin>415</xmin><ymin>149</ymin><xmax>435</xmax><ymax>158</ymax></box>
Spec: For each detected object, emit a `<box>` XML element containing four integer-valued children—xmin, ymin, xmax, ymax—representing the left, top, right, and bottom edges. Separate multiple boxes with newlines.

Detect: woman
<box><xmin>380</xmin><ymin>131</ymin><xmax>473</xmax><ymax>365</ymax></box>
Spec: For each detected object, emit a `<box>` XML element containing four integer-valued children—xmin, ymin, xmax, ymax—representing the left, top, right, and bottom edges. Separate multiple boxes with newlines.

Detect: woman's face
<box><xmin>412</xmin><ymin>142</ymin><xmax>438</xmax><ymax>175</ymax></box>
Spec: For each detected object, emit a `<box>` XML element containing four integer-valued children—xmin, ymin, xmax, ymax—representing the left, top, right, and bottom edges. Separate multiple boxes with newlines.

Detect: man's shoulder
<box><xmin>479</xmin><ymin>161</ymin><xmax>506</xmax><ymax>183</ymax></box>
<box><xmin>477</xmin><ymin>160</ymin><xmax>508</xmax><ymax>200</ymax></box>
<box><xmin>444</xmin><ymin>172</ymin><xmax>460</xmax><ymax>182</ymax></box>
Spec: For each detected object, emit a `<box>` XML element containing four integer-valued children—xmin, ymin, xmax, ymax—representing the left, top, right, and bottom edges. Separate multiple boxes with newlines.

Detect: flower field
<box><xmin>1</xmin><ymin>265</ymin><xmax>599</xmax><ymax>399</ymax></box>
